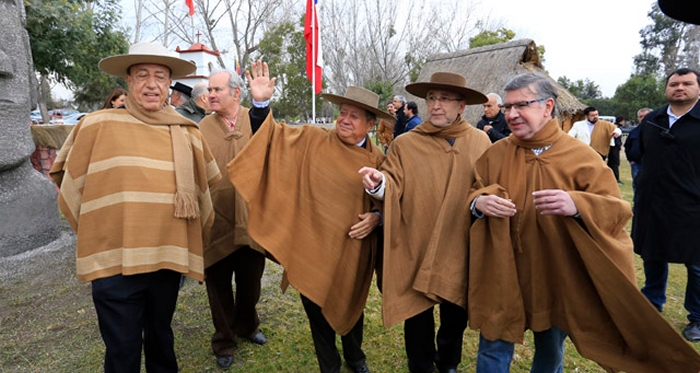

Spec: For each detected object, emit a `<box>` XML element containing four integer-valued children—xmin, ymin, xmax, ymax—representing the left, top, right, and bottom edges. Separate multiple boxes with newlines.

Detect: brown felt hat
<box><xmin>322</xmin><ymin>86</ymin><xmax>394</xmax><ymax>121</ymax></box>
<box><xmin>405</xmin><ymin>72</ymin><xmax>487</xmax><ymax>105</ymax></box>
<box><xmin>658</xmin><ymin>0</ymin><xmax>700</xmax><ymax>25</ymax></box>
<box><xmin>99</xmin><ymin>42</ymin><xmax>196</xmax><ymax>79</ymax></box>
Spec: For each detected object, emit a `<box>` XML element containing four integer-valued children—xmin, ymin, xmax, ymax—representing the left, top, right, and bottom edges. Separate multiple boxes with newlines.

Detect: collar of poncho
<box><xmin>412</xmin><ymin>115</ymin><xmax>469</xmax><ymax>139</ymax></box>
<box><xmin>125</xmin><ymin>94</ymin><xmax>200</xmax><ymax>219</ymax></box>
<box><xmin>509</xmin><ymin>117</ymin><xmax>563</xmax><ymax>149</ymax></box>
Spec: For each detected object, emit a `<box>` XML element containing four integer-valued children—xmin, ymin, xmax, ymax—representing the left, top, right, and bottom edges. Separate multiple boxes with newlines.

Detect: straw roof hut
<box><xmin>407</xmin><ymin>39</ymin><xmax>585</xmax><ymax>132</ymax></box>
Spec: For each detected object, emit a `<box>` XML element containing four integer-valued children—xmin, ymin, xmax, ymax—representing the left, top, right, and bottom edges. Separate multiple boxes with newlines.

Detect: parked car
<box><xmin>48</xmin><ymin>108</ymin><xmax>79</xmax><ymax>121</ymax></box>
<box><xmin>49</xmin><ymin>112</ymin><xmax>88</xmax><ymax>125</ymax></box>
<box><xmin>29</xmin><ymin>110</ymin><xmax>43</xmax><ymax>125</ymax></box>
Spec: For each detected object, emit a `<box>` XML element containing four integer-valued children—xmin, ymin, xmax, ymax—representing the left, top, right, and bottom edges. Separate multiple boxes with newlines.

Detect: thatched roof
<box><xmin>408</xmin><ymin>39</ymin><xmax>585</xmax><ymax>126</ymax></box>
<box><xmin>30</xmin><ymin>125</ymin><xmax>74</xmax><ymax>149</ymax></box>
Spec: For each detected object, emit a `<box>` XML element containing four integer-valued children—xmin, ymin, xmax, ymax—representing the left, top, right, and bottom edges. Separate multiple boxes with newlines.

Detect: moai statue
<box><xmin>0</xmin><ymin>0</ymin><xmax>67</xmax><ymax>256</ymax></box>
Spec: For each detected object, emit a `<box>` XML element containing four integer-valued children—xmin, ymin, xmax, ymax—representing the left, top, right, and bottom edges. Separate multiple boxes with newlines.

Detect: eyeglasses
<box><xmin>502</xmin><ymin>98</ymin><xmax>547</xmax><ymax>112</ymax></box>
<box><xmin>425</xmin><ymin>95</ymin><xmax>463</xmax><ymax>105</ymax></box>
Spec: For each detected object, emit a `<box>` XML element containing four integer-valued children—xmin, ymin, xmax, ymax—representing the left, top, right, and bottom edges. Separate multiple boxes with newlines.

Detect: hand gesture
<box><xmin>245</xmin><ymin>60</ymin><xmax>276</xmax><ymax>102</ymax></box>
<box><xmin>358</xmin><ymin>167</ymin><xmax>383</xmax><ymax>190</ymax></box>
<box><xmin>532</xmin><ymin>189</ymin><xmax>578</xmax><ymax>216</ymax></box>
<box><xmin>474</xmin><ymin>194</ymin><xmax>517</xmax><ymax>218</ymax></box>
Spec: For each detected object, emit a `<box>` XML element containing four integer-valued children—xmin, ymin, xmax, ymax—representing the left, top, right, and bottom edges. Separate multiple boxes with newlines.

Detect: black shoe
<box><xmin>617</xmin><ymin>180</ymin><xmax>624</xmax><ymax>185</ymax></box>
<box><xmin>683</xmin><ymin>322</ymin><xmax>700</xmax><ymax>342</ymax></box>
<box><xmin>216</xmin><ymin>355</ymin><xmax>233</xmax><ymax>369</ymax></box>
<box><xmin>246</xmin><ymin>331</ymin><xmax>267</xmax><ymax>345</ymax></box>
<box><xmin>439</xmin><ymin>369</ymin><xmax>457</xmax><ymax>373</ymax></box>
<box><xmin>351</xmin><ymin>364</ymin><xmax>371</xmax><ymax>373</ymax></box>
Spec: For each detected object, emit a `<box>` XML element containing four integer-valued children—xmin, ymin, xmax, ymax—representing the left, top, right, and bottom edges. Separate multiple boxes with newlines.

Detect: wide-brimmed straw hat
<box><xmin>322</xmin><ymin>87</ymin><xmax>394</xmax><ymax>121</ymax></box>
<box><xmin>405</xmin><ymin>72</ymin><xmax>487</xmax><ymax>105</ymax></box>
<box><xmin>99</xmin><ymin>42</ymin><xmax>196</xmax><ymax>79</ymax></box>
<box><xmin>658</xmin><ymin>0</ymin><xmax>700</xmax><ymax>25</ymax></box>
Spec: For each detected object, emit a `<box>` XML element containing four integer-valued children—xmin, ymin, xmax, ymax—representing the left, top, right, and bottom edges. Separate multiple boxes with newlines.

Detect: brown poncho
<box><xmin>468</xmin><ymin>118</ymin><xmax>700</xmax><ymax>372</ymax></box>
<box><xmin>50</xmin><ymin>96</ymin><xmax>221</xmax><ymax>283</ymax></box>
<box><xmin>228</xmin><ymin>116</ymin><xmax>384</xmax><ymax>335</ymax></box>
<box><xmin>379</xmin><ymin>117</ymin><xmax>491</xmax><ymax>327</ymax></box>
<box><xmin>199</xmin><ymin>108</ymin><xmax>261</xmax><ymax>268</ymax></box>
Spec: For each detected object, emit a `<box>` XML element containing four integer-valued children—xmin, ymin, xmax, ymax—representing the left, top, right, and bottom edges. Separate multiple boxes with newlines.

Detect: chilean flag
<box><xmin>304</xmin><ymin>0</ymin><xmax>323</xmax><ymax>94</ymax></box>
<box><xmin>186</xmin><ymin>0</ymin><xmax>195</xmax><ymax>16</ymax></box>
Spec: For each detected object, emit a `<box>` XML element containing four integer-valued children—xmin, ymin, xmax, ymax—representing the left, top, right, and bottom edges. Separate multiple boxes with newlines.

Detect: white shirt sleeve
<box><xmin>366</xmin><ymin>173</ymin><xmax>386</xmax><ymax>201</ymax></box>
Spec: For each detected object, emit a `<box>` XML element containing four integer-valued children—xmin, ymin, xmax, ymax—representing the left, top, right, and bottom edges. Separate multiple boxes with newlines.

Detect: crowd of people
<box><xmin>49</xmin><ymin>2</ymin><xmax>700</xmax><ymax>370</ymax></box>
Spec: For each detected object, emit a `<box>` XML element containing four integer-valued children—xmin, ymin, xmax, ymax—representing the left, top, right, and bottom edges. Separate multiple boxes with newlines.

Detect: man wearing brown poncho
<box><xmin>468</xmin><ymin>72</ymin><xmax>700</xmax><ymax>373</ymax></box>
<box><xmin>359</xmin><ymin>72</ymin><xmax>491</xmax><ymax>373</ymax></box>
<box><xmin>229</xmin><ymin>63</ymin><xmax>392</xmax><ymax>373</ymax></box>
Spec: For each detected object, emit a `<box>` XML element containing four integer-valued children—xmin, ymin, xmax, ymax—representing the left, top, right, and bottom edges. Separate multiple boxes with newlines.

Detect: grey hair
<box><xmin>504</xmin><ymin>73</ymin><xmax>558</xmax><ymax>116</ymax></box>
<box><xmin>637</xmin><ymin>107</ymin><xmax>652</xmax><ymax>117</ymax></box>
<box><xmin>210</xmin><ymin>68</ymin><xmax>246</xmax><ymax>101</ymax></box>
<box><xmin>487</xmin><ymin>93</ymin><xmax>503</xmax><ymax>105</ymax></box>
<box><xmin>191</xmin><ymin>82</ymin><xmax>209</xmax><ymax>99</ymax></box>
<box><xmin>394</xmin><ymin>95</ymin><xmax>406</xmax><ymax>104</ymax></box>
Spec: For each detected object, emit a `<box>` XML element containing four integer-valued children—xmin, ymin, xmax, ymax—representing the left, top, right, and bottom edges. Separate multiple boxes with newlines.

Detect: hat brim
<box><xmin>322</xmin><ymin>93</ymin><xmax>395</xmax><ymax>121</ymax></box>
<box><xmin>99</xmin><ymin>54</ymin><xmax>196</xmax><ymax>79</ymax></box>
<box><xmin>405</xmin><ymin>83</ymin><xmax>487</xmax><ymax>105</ymax></box>
<box><xmin>658</xmin><ymin>0</ymin><xmax>700</xmax><ymax>24</ymax></box>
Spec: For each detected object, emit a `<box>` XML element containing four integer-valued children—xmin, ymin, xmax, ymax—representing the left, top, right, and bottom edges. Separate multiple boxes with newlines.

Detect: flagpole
<box><xmin>311</xmin><ymin>0</ymin><xmax>316</xmax><ymax>124</ymax></box>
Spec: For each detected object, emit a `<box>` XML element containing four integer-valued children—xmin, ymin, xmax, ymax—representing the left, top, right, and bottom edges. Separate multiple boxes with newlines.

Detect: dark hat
<box><xmin>322</xmin><ymin>86</ymin><xmax>394</xmax><ymax>120</ymax></box>
<box><xmin>405</xmin><ymin>72</ymin><xmax>487</xmax><ymax>105</ymax></box>
<box><xmin>658</xmin><ymin>0</ymin><xmax>700</xmax><ymax>25</ymax></box>
<box><xmin>170</xmin><ymin>82</ymin><xmax>193</xmax><ymax>97</ymax></box>
<box><xmin>99</xmin><ymin>42</ymin><xmax>196</xmax><ymax>79</ymax></box>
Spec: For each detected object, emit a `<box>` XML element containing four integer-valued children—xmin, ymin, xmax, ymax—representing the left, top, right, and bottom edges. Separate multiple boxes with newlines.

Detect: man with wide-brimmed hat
<box><xmin>170</xmin><ymin>81</ymin><xmax>192</xmax><ymax>107</ymax></box>
<box><xmin>359</xmin><ymin>72</ymin><xmax>491</xmax><ymax>373</ymax></box>
<box><xmin>228</xmin><ymin>61</ymin><xmax>392</xmax><ymax>373</ymax></box>
<box><xmin>49</xmin><ymin>42</ymin><xmax>221</xmax><ymax>373</ymax></box>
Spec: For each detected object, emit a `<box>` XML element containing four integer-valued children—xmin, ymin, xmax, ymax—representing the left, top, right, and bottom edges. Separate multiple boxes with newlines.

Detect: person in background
<box><xmin>377</xmin><ymin>101</ymin><xmax>396</xmax><ymax>151</ymax></box>
<box><xmin>176</xmin><ymin>82</ymin><xmax>210</xmax><ymax>123</ymax></box>
<box><xmin>392</xmin><ymin>95</ymin><xmax>409</xmax><ymax>138</ymax></box>
<box><xmin>49</xmin><ymin>42</ymin><xmax>220</xmax><ymax>373</ymax></box>
<box><xmin>170</xmin><ymin>82</ymin><xmax>192</xmax><ymax>107</ymax></box>
<box><xmin>607</xmin><ymin>116</ymin><xmax>625</xmax><ymax>184</ymax></box>
<box><xmin>402</xmin><ymin>101</ymin><xmax>422</xmax><ymax>132</ymax></box>
<box><xmin>567</xmin><ymin>106</ymin><xmax>621</xmax><ymax>159</ymax></box>
<box><xmin>468</xmin><ymin>72</ymin><xmax>700</xmax><ymax>373</ymax></box>
<box><xmin>624</xmin><ymin>107</ymin><xmax>652</xmax><ymax>193</ymax></box>
<box><xmin>633</xmin><ymin>68</ymin><xmax>700</xmax><ymax>343</ymax></box>
<box><xmin>101</xmin><ymin>87</ymin><xmax>128</xmax><ymax>109</ymax></box>
<box><xmin>198</xmin><ymin>67</ymin><xmax>270</xmax><ymax>370</ymax></box>
<box><xmin>359</xmin><ymin>72</ymin><xmax>491</xmax><ymax>373</ymax></box>
<box><xmin>476</xmin><ymin>93</ymin><xmax>510</xmax><ymax>143</ymax></box>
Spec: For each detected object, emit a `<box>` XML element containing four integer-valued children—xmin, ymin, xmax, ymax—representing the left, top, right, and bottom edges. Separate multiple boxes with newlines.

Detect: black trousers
<box><xmin>205</xmin><ymin>246</ymin><xmax>266</xmax><ymax>356</ymax></box>
<box><xmin>91</xmin><ymin>270</ymin><xmax>181</xmax><ymax>373</ymax></box>
<box><xmin>301</xmin><ymin>294</ymin><xmax>366</xmax><ymax>373</ymax></box>
<box><xmin>404</xmin><ymin>301</ymin><xmax>468</xmax><ymax>373</ymax></box>
<box><xmin>607</xmin><ymin>144</ymin><xmax>621</xmax><ymax>181</ymax></box>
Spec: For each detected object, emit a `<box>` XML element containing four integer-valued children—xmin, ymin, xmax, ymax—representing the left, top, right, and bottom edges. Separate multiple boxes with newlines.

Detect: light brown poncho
<box><xmin>468</xmin><ymin>118</ymin><xmax>700</xmax><ymax>372</ymax></box>
<box><xmin>199</xmin><ymin>108</ymin><xmax>260</xmax><ymax>268</ymax></box>
<box><xmin>589</xmin><ymin>119</ymin><xmax>618</xmax><ymax>157</ymax></box>
<box><xmin>228</xmin><ymin>116</ymin><xmax>384</xmax><ymax>335</ymax></box>
<box><xmin>379</xmin><ymin>117</ymin><xmax>491</xmax><ymax>327</ymax></box>
<box><xmin>50</xmin><ymin>96</ymin><xmax>221</xmax><ymax>283</ymax></box>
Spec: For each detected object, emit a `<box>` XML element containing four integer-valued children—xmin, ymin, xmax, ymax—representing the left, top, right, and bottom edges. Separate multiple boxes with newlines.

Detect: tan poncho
<box><xmin>468</xmin><ymin>118</ymin><xmax>700</xmax><ymax>372</ymax></box>
<box><xmin>199</xmin><ymin>108</ymin><xmax>260</xmax><ymax>268</ymax></box>
<box><xmin>228</xmin><ymin>116</ymin><xmax>384</xmax><ymax>335</ymax></box>
<box><xmin>50</xmin><ymin>97</ymin><xmax>221</xmax><ymax>283</ymax></box>
<box><xmin>379</xmin><ymin>117</ymin><xmax>491</xmax><ymax>327</ymax></box>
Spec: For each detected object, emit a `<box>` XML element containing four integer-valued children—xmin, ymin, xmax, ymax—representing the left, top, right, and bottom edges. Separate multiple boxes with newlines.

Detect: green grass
<box><xmin>1</xmin><ymin>154</ymin><xmax>698</xmax><ymax>372</ymax></box>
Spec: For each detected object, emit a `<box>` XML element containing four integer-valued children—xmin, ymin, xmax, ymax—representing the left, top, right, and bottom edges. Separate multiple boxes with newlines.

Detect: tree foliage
<box><xmin>612</xmin><ymin>74</ymin><xmax>665</xmax><ymax>122</ymax></box>
<box><xmin>468</xmin><ymin>28</ymin><xmax>515</xmax><ymax>48</ymax></box>
<box><xmin>557</xmin><ymin>76</ymin><xmax>602</xmax><ymax>101</ymax></box>
<box><xmin>25</xmin><ymin>0</ymin><xmax>129</xmax><ymax>110</ymax></box>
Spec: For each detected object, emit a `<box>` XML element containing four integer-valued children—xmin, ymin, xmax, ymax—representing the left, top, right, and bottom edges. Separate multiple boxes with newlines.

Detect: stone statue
<box><xmin>0</xmin><ymin>0</ymin><xmax>67</xmax><ymax>256</ymax></box>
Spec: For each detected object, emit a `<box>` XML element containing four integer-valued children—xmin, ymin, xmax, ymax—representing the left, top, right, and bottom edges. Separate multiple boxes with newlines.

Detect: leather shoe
<box><xmin>439</xmin><ymin>369</ymin><xmax>457</xmax><ymax>373</ymax></box>
<box><xmin>683</xmin><ymin>322</ymin><xmax>700</xmax><ymax>342</ymax></box>
<box><xmin>351</xmin><ymin>364</ymin><xmax>371</xmax><ymax>373</ymax></box>
<box><xmin>216</xmin><ymin>355</ymin><xmax>233</xmax><ymax>369</ymax></box>
<box><xmin>246</xmin><ymin>331</ymin><xmax>267</xmax><ymax>345</ymax></box>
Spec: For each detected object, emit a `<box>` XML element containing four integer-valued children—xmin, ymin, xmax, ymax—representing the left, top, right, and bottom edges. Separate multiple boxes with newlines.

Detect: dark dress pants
<box><xmin>301</xmin><ymin>294</ymin><xmax>367</xmax><ymax>373</ymax></box>
<box><xmin>404</xmin><ymin>301</ymin><xmax>468</xmax><ymax>373</ymax></box>
<box><xmin>205</xmin><ymin>246</ymin><xmax>266</xmax><ymax>356</ymax></box>
<box><xmin>91</xmin><ymin>270</ymin><xmax>181</xmax><ymax>373</ymax></box>
<box><xmin>607</xmin><ymin>144</ymin><xmax>621</xmax><ymax>181</ymax></box>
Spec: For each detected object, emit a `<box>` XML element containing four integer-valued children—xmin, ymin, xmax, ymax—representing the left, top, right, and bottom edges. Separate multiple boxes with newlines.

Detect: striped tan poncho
<box><xmin>49</xmin><ymin>101</ymin><xmax>221</xmax><ymax>283</ymax></box>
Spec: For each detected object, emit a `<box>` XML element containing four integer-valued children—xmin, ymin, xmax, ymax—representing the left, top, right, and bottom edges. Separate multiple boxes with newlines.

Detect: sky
<box><xmin>479</xmin><ymin>0</ymin><xmax>654</xmax><ymax>97</ymax></box>
<box><xmin>54</xmin><ymin>0</ymin><xmax>654</xmax><ymax>100</ymax></box>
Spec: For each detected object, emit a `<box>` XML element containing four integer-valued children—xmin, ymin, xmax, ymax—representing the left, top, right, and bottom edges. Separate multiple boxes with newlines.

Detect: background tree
<box><xmin>612</xmin><ymin>74</ymin><xmax>665</xmax><ymax>122</ymax></box>
<box><xmin>26</xmin><ymin>0</ymin><xmax>129</xmax><ymax>116</ymax></box>
<box><xmin>469</xmin><ymin>27</ymin><xmax>515</xmax><ymax>48</ymax></box>
<box><xmin>556</xmin><ymin>77</ymin><xmax>602</xmax><ymax>101</ymax></box>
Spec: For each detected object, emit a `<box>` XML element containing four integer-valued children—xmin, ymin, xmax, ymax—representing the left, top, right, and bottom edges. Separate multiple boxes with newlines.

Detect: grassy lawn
<box><xmin>1</xmin><ymin>153</ymin><xmax>698</xmax><ymax>372</ymax></box>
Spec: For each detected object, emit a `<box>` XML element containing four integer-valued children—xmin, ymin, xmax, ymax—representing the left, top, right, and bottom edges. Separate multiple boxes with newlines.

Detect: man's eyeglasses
<box><xmin>502</xmin><ymin>98</ymin><xmax>547</xmax><ymax>112</ymax></box>
<box><xmin>425</xmin><ymin>95</ymin><xmax>463</xmax><ymax>105</ymax></box>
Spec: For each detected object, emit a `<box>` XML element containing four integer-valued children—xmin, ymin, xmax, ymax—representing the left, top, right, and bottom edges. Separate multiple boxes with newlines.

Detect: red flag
<box><xmin>304</xmin><ymin>0</ymin><xmax>322</xmax><ymax>94</ymax></box>
<box><xmin>186</xmin><ymin>0</ymin><xmax>195</xmax><ymax>16</ymax></box>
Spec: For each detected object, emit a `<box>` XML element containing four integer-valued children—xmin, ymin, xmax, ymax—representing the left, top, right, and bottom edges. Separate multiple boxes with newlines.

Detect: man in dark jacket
<box><xmin>633</xmin><ymin>68</ymin><xmax>700</xmax><ymax>342</ymax></box>
<box><xmin>402</xmin><ymin>101</ymin><xmax>422</xmax><ymax>133</ymax></box>
<box><xmin>623</xmin><ymin>107</ymin><xmax>652</xmax><ymax>193</ymax></box>
<box><xmin>392</xmin><ymin>95</ymin><xmax>409</xmax><ymax>138</ymax></box>
<box><xmin>176</xmin><ymin>82</ymin><xmax>209</xmax><ymax>123</ymax></box>
<box><xmin>476</xmin><ymin>93</ymin><xmax>510</xmax><ymax>143</ymax></box>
